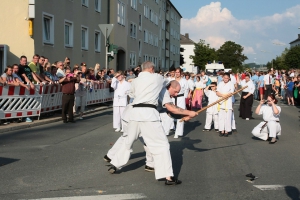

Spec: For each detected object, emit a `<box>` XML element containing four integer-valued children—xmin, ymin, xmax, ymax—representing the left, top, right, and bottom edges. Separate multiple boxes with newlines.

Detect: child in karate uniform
<box><xmin>203</xmin><ymin>82</ymin><xmax>219</xmax><ymax>131</ymax></box>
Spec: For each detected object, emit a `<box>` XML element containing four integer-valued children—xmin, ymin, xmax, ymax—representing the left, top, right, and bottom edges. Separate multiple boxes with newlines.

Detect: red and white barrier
<box><xmin>40</xmin><ymin>84</ymin><xmax>63</xmax><ymax>113</ymax></box>
<box><xmin>0</xmin><ymin>85</ymin><xmax>42</xmax><ymax>119</ymax></box>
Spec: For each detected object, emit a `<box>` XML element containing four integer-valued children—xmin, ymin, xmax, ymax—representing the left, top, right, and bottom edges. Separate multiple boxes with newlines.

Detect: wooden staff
<box><xmin>179</xmin><ymin>86</ymin><xmax>248</xmax><ymax>122</ymax></box>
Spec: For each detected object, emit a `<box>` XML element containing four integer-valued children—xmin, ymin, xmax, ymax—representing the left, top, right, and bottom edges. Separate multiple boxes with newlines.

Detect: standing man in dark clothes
<box><xmin>59</xmin><ymin>68</ymin><xmax>80</xmax><ymax>123</ymax></box>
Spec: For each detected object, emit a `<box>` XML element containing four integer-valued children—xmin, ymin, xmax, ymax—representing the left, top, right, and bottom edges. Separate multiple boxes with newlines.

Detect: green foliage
<box><xmin>216</xmin><ymin>41</ymin><xmax>248</xmax><ymax>72</ymax></box>
<box><xmin>190</xmin><ymin>39</ymin><xmax>217</xmax><ymax>70</ymax></box>
<box><xmin>285</xmin><ymin>46</ymin><xmax>300</xmax><ymax>69</ymax></box>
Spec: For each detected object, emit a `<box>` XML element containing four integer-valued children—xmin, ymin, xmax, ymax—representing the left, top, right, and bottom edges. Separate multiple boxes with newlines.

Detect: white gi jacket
<box><xmin>216</xmin><ymin>81</ymin><xmax>235</xmax><ymax>110</ymax></box>
<box><xmin>129</xmin><ymin>72</ymin><xmax>165</xmax><ymax>121</ymax></box>
<box><xmin>204</xmin><ymin>90</ymin><xmax>218</xmax><ymax>114</ymax></box>
<box><xmin>187</xmin><ymin>79</ymin><xmax>195</xmax><ymax>91</ymax></box>
<box><xmin>239</xmin><ymin>79</ymin><xmax>255</xmax><ymax>94</ymax></box>
<box><xmin>258</xmin><ymin>104</ymin><xmax>281</xmax><ymax>122</ymax></box>
<box><xmin>111</xmin><ymin>77</ymin><xmax>131</xmax><ymax>107</ymax></box>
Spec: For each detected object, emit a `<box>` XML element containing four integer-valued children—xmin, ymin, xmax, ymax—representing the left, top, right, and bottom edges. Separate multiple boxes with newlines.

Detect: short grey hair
<box><xmin>141</xmin><ymin>61</ymin><xmax>154</xmax><ymax>71</ymax></box>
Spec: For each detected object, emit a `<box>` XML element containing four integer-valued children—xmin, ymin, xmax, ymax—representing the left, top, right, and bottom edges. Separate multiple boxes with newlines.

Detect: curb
<box><xmin>0</xmin><ymin>105</ymin><xmax>113</xmax><ymax>134</ymax></box>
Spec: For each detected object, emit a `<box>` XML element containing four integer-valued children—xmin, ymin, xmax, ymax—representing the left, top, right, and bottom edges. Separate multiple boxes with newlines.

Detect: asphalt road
<box><xmin>0</xmin><ymin>97</ymin><xmax>299</xmax><ymax>200</ymax></box>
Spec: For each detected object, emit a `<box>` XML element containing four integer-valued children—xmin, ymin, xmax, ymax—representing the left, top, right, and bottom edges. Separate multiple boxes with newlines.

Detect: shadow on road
<box><xmin>285</xmin><ymin>186</ymin><xmax>300</xmax><ymax>200</ymax></box>
<box><xmin>182</xmin><ymin>121</ymin><xmax>202</xmax><ymax>137</ymax></box>
<box><xmin>0</xmin><ymin>157</ymin><xmax>20</xmax><ymax>167</ymax></box>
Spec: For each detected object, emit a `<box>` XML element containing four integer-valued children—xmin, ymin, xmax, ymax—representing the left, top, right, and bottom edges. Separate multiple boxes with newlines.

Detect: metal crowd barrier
<box><xmin>0</xmin><ymin>82</ymin><xmax>113</xmax><ymax>120</ymax></box>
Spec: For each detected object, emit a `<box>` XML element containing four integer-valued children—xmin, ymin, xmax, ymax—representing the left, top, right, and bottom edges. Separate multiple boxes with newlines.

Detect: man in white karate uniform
<box><xmin>230</xmin><ymin>72</ymin><xmax>237</xmax><ymax>131</ymax></box>
<box><xmin>106</xmin><ymin>62</ymin><xmax>197</xmax><ymax>185</ymax></box>
<box><xmin>172</xmin><ymin>67</ymin><xmax>190</xmax><ymax>138</ymax></box>
<box><xmin>216</xmin><ymin>73</ymin><xmax>235</xmax><ymax>137</ymax></box>
<box><xmin>111</xmin><ymin>71</ymin><xmax>131</xmax><ymax>132</ymax></box>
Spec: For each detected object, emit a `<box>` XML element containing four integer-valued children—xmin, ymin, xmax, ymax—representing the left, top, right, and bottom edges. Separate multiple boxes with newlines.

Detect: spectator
<box><xmin>12</xmin><ymin>64</ymin><xmax>30</xmax><ymax>90</ymax></box>
<box><xmin>294</xmin><ymin>75</ymin><xmax>300</xmax><ymax>105</ymax></box>
<box><xmin>64</xmin><ymin>57</ymin><xmax>71</xmax><ymax>70</ymax></box>
<box><xmin>18</xmin><ymin>55</ymin><xmax>39</xmax><ymax>89</ymax></box>
<box><xmin>28</xmin><ymin>54</ymin><xmax>47</xmax><ymax>84</ymax></box>
<box><xmin>87</xmin><ymin>68</ymin><xmax>97</xmax><ymax>81</ymax></box>
<box><xmin>74</xmin><ymin>69</ymin><xmax>86</xmax><ymax>120</ymax></box>
<box><xmin>251</xmin><ymin>71</ymin><xmax>259</xmax><ymax>100</ymax></box>
<box><xmin>280</xmin><ymin>75</ymin><xmax>286</xmax><ymax>101</ymax></box>
<box><xmin>59</xmin><ymin>68</ymin><xmax>80</xmax><ymax>123</ymax></box>
<box><xmin>80</xmin><ymin>63</ymin><xmax>87</xmax><ymax>79</ymax></box>
<box><xmin>44</xmin><ymin>62</ymin><xmax>51</xmax><ymax>72</ymax></box>
<box><xmin>56</xmin><ymin>61</ymin><xmax>65</xmax><ymax>78</ymax></box>
<box><xmin>185</xmin><ymin>73</ymin><xmax>195</xmax><ymax>110</ymax></box>
<box><xmin>44</xmin><ymin>57</ymin><xmax>49</xmax><ymax>64</ymax></box>
<box><xmin>125</xmin><ymin>70</ymin><xmax>136</xmax><ymax>82</ymax></box>
<box><xmin>96</xmin><ymin>70</ymin><xmax>107</xmax><ymax>82</ymax></box>
<box><xmin>49</xmin><ymin>66</ymin><xmax>60</xmax><ymax>82</ymax></box>
<box><xmin>285</xmin><ymin>77</ymin><xmax>294</xmax><ymax>106</ymax></box>
<box><xmin>109</xmin><ymin>68</ymin><xmax>115</xmax><ymax>78</ymax></box>
<box><xmin>39</xmin><ymin>56</ymin><xmax>53</xmax><ymax>84</ymax></box>
<box><xmin>264</xmin><ymin>70</ymin><xmax>273</xmax><ymax>100</ymax></box>
<box><xmin>217</xmin><ymin>71</ymin><xmax>224</xmax><ymax>84</ymax></box>
<box><xmin>258</xmin><ymin>71</ymin><xmax>265</xmax><ymax>100</ymax></box>
<box><xmin>132</xmin><ymin>65</ymin><xmax>141</xmax><ymax>77</ymax></box>
<box><xmin>0</xmin><ymin>76</ymin><xmax>5</xmax><ymax>85</ymax></box>
<box><xmin>94</xmin><ymin>63</ymin><xmax>100</xmax><ymax>76</ymax></box>
<box><xmin>1</xmin><ymin>66</ymin><xmax>19</xmax><ymax>86</ymax></box>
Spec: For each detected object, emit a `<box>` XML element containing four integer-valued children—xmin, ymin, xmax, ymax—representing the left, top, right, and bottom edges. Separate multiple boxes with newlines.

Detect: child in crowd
<box><xmin>203</xmin><ymin>82</ymin><xmax>219</xmax><ymax>131</ymax></box>
<box><xmin>285</xmin><ymin>77</ymin><xmax>294</xmax><ymax>106</ymax></box>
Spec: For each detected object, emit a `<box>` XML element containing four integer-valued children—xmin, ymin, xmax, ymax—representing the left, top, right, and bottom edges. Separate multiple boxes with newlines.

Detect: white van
<box><xmin>205</xmin><ymin>61</ymin><xmax>224</xmax><ymax>82</ymax></box>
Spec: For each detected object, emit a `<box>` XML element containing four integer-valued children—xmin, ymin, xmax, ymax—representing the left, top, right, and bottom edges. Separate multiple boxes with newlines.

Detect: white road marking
<box><xmin>254</xmin><ymin>185</ymin><xmax>286</xmax><ymax>191</ymax></box>
<box><xmin>24</xmin><ymin>193</ymin><xmax>147</xmax><ymax>200</ymax></box>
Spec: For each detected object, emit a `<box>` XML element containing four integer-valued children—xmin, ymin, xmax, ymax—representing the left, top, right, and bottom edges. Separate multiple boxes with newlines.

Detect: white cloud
<box><xmin>181</xmin><ymin>2</ymin><xmax>300</xmax><ymax>63</ymax></box>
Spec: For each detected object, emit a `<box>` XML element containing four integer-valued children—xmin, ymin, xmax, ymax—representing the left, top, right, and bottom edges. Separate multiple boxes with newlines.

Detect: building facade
<box><xmin>0</xmin><ymin>0</ymin><xmax>181</xmax><ymax>73</ymax></box>
<box><xmin>290</xmin><ymin>34</ymin><xmax>300</xmax><ymax>48</ymax></box>
<box><xmin>180</xmin><ymin>33</ymin><xmax>195</xmax><ymax>73</ymax></box>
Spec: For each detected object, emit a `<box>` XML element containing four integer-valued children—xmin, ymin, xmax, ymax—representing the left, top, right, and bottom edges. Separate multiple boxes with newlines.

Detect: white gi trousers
<box><xmin>204</xmin><ymin>112</ymin><xmax>219</xmax><ymax>130</ymax></box>
<box><xmin>107</xmin><ymin>121</ymin><xmax>154</xmax><ymax>168</ymax></box>
<box><xmin>160</xmin><ymin>113</ymin><xmax>174</xmax><ymax>135</ymax></box>
<box><xmin>110</xmin><ymin>121</ymin><xmax>173</xmax><ymax>180</ymax></box>
<box><xmin>113</xmin><ymin>106</ymin><xmax>126</xmax><ymax>129</ymax></box>
<box><xmin>232</xmin><ymin>112</ymin><xmax>236</xmax><ymax>129</ymax></box>
<box><xmin>173</xmin><ymin>96</ymin><xmax>185</xmax><ymax>136</ymax></box>
<box><xmin>251</xmin><ymin>121</ymin><xmax>281</xmax><ymax>140</ymax></box>
<box><xmin>218</xmin><ymin>109</ymin><xmax>232</xmax><ymax>132</ymax></box>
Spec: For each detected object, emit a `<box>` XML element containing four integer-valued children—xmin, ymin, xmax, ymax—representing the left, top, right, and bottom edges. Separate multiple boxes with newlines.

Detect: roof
<box><xmin>289</xmin><ymin>34</ymin><xmax>300</xmax><ymax>44</ymax></box>
<box><xmin>180</xmin><ymin>33</ymin><xmax>195</xmax><ymax>45</ymax></box>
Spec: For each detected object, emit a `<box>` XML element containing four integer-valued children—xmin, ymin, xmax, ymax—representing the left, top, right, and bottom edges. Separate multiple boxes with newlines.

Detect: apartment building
<box><xmin>180</xmin><ymin>33</ymin><xmax>195</xmax><ymax>73</ymax></box>
<box><xmin>0</xmin><ymin>0</ymin><xmax>181</xmax><ymax>72</ymax></box>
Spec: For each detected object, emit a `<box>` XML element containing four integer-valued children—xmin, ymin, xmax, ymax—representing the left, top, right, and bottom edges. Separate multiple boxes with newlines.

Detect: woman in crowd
<box><xmin>192</xmin><ymin>76</ymin><xmax>204</xmax><ymax>109</ymax></box>
<box><xmin>251</xmin><ymin>94</ymin><xmax>281</xmax><ymax>144</ymax></box>
<box><xmin>96</xmin><ymin>70</ymin><xmax>106</xmax><ymax>82</ymax></box>
<box><xmin>280</xmin><ymin>75</ymin><xmax>286</xmax><ymax>101</ymax></box>
<box><xmin>87</xmin><ymin>68</ymin><xmax>97</xmax><ymax>81</ymax></box>
<box><xmin>285</xmin><ymin>77</ymin><xmax>295</xmax><ymax>106</ymax></box>
<box><xmin>94</xmin><ymin>63</ymin><xmax>100</xmax><ymax>76</ymax></box>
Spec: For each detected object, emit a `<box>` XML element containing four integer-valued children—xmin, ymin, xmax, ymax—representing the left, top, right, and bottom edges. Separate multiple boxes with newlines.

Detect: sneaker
<box><xmin>202</xmin><ymin>129</ymin><xmax>210</xmax><ymax>132</ymax></box>
<box><xmin>103</xmin><ymin>155</ymin><xmax>111</xmax><ymax>163</ymax></box>
<box><xmin>246</xmin><ymin>118</ymin><xmax>249</xmax><ymax>120</ymax></box>
<box><xmin>115</xmin><ymin>128</ymin><xmax>121</xmax><ymax>132</ymax></box>
<box><xmin>174</xmin><ymin>135</ymin><xmax>179</xmax><ymax>139</ymax></box>
<box><xmin>145</xmin><ymin>165</ymin><xmax>155</xmax><ymax>172</ymax></box>
<box><xmin>215</xmin><ymin>129</ymin><xmax>219</xmax><ymax>132</ymax></box>
<box><xmin>25</xmin><ymin>117</ymin><xmax>32</xmax><ymax>123</ymax></box>
<box><xmin>3</xmin><ymin>121</ymin><xmax>10</xmax><ymax>125</ymax></box>
<box><xmin>165</xmin><ymin>177</ymin><xmax>182</xmax><ymax>185</ymax></box>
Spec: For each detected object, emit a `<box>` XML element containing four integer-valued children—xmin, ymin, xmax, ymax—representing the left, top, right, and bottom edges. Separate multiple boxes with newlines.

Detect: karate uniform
<box><xmin>217</xmin><ymin>81</ymin><xmax>235</xmax><ymax>132</ymax></box>
<box><xmin>111</xmin><ymin>77</ymin><xmax>131</xmax><ymax>130</ymax></box>
<box><xmin>238</xmin><ymin>79</ymin><xmax>255</xmax><ymax>119</ymax></box>
<box><xmin>251</xmin><ymin>104</ymin><xmax>281</xmax><ymax>140</ymax></box>
<box><xmin>204</xmin><ymin>89</ymin><xmax>219</xmax><ymax>130</ymax></box>
<box><xmin>110</xmin><ymin>72</ymin><xmax>174</xmax><ymax>180</ymax></box>
<box><xmin>230</xmin><ymin>74</ymin><xmax>237</xmax><ymax>129</ymax></box>
<box><xmin>172</xmin><ymin>78</ymin><xmax>189</xmax><ymax>137</ymax></box>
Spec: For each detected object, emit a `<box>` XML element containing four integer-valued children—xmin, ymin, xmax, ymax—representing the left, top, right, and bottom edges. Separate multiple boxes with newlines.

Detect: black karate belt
<box><xmin>174</xmin><ymin>94</ymin><xmax>184</xmax><ymax>106</ymax></box>
<box><xmin>260</xmin><ymin>121</ymin><xmax>280</xmax><ymax>133</ymax></box>
<box><xmin>132</xmin><ymin>104</ymin><xmax>157</xmax><ymax>109</ymax></box>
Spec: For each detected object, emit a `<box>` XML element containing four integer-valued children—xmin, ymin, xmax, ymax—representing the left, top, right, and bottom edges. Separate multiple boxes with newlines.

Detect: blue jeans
<box><xmin>253</xmin><ymin>85</ymin><xmax>258</xmax><ymax>99</ymax></box>
<box><xmin>281</xmin><ymin>89</ymin><xmax>285</xmax><ymax>100</ymax></box>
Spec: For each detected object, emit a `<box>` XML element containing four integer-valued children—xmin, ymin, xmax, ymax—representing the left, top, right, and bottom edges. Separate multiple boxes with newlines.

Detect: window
<box><xmin>144</xmin><ymin>30</ymin><xmax>148</xmax><ymax>43</ymax></box>
<box><xmin>42</xmin><ymin>12</ymin><xmax>54</xmax><ymax>44</ymax></box>
<box><xmin>162</xmin><ymin>39</ymin><xmax>165</xmax><ymax>49</ymax></box>
<box><xmin>130</xmin><ymin>22</ymin><xmax>137</xmax><ymax>38</ymax></box>
<box><xmin>139</xmin><ymin>0</ymin><xmax>142</xmax><ymax>4</ymax></box>
<box><xmin>139</xmin><ymin>14</ymin><xmax>142</xmax><ymax>31</ymax></box>
<box><xmin>131</xmin><ymin>0</ymin><xmax>137</xmax><ymax>10</ymax></box>
<box><xmin>139</xmin><ymin>40</ymin><xmax>142</xmax><ymax>57</ymax></box>
<box><xmin>144</xmin><ymin>54</ymin><xmax>148</xmax><ymax>62</ymax></box>
<box><xmin>144</xmin><ymin>5</ymin><xmax>149</xmax><ymax>18</ymax></box>
<box><xmin>81</xmin><ymin>26</ymin><xmax>88</xmax><ymax>50</ymax></box>
<box><xmin>117</xmin><ymin>1</ymin><xmax>125</xmax><ymax>26</ymax></box>
<box><xmin>130</xmin><ymin>52</ymin><xmax>136</xmax><ymax>67</ymax></box>
<box><xmin>95</xmin><ymin>0</ymin><xmax>101</xmax><ymax>12</ymax></box>
<box><xmin>64</xmin><ymin>20</ymin><xmax>73</xmax><ymax>47</ymax></box>
<box><xmin>82</xmin><ymin>0</ymin><xmax>88</xmax><ymax>7</ymax></box>
<box><xmin>95</xmin><ymin>31</ymin><xmax>101</xmax><ymax>52</ymax></box>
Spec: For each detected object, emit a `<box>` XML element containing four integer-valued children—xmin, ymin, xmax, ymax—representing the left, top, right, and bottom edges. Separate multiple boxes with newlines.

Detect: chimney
<box><xmin>185</xmin><ymin>33</ymin><xmax>189</xmax><ymax>39</ymax></box>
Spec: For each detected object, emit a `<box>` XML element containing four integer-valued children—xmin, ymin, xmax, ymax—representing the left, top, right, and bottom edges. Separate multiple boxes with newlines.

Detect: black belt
<box><xmin>174</xmin><ymin>94</ymin><xmax>184</xmax><ymax>106</ymax></box>
<box><xmin>260</xmin><ymin>121</ymin><xmax>279</xmax><ymax>132</ymax></box>
<box><xmin>132</xmin><ymin>104</ymin><xmax>157</xmax><ymax>109</ymax></box>
<box><xmin>63</xmin><ymin>93</ymin><xmax>74</xmax><ymax>95</ymax></box>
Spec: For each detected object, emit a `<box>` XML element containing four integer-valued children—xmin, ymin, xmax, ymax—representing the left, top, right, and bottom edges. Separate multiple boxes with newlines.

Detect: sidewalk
<box><xmin>0</xmin><ymin>103</ymin><xmax>113</xmax><ymax>134</ymax></box>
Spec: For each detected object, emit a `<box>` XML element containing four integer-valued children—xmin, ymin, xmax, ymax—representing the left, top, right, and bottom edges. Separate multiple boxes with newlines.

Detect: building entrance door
<box><xmin>116</xmin><ymin>50</ymin><xmax>125</xmax><ymax>71</ymax></box>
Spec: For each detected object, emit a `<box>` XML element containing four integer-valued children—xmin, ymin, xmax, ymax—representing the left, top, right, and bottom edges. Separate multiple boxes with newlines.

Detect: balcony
<box><xmin>166</xmin><ymin>31</ymin><xmax>169</xmax><ymax>40</ymax></box>
<box><xmin>166</xmin><ymin>50</ymin><xmax>169</xmax><ymax>57</ymax></box>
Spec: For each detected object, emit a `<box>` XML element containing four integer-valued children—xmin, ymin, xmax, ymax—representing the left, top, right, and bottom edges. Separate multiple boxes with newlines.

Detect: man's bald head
<box><xmin>168</xmin><ymin>80</ymin><xmax>181</xmax><ymax>97</ymax></box>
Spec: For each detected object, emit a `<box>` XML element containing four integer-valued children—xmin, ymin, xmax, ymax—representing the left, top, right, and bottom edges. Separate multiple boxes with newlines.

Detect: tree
<box><xmin>216</xmin><ymin>41</ymin><xmax>248</xmax><ymax>72</ymax></box>
<box><xmin>285</xmin><ymin>46</ymin><xmax>300</xmax><ymax>69</ymax></box>
<box><xmin>190</xmin><ymin>39</ymin><xmax>217</xmax><ymax>70</ymax></box>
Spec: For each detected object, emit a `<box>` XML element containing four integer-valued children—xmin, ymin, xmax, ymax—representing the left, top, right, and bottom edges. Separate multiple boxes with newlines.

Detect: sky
<box><xmin>171</xmin><ymin>0</ymin><xmax>300</xmax><ymax>64</ymax></box>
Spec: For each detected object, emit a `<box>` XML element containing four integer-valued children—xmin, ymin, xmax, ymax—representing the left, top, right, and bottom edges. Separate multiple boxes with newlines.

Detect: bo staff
<box><xmin>179</xmin><ymin>85</ymin><xmax>248</xmax><ymax>122</ymax></box>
